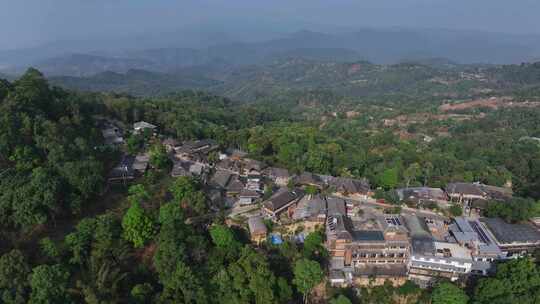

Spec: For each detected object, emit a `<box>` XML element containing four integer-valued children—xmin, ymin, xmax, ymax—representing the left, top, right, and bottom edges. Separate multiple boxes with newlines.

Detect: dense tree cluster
<box><xmin>0</xmin><ymin>69</ymin><xmax>105</xmax><ymax>232</ymax></box>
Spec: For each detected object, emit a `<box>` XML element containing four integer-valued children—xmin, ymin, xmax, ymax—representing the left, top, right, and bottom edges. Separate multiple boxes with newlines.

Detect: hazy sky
<box><xmin>2</xmin><ymin>0</ymin><xmax>540</xmax><ymax>50</ymax></box>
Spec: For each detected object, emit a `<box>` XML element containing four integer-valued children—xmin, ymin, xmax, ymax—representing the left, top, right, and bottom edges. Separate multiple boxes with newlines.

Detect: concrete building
<box><xmin>327</xmin><ymin>208</ymin><xmax>410</xmax><ymax>286</ymax></box>
<box><xmin>449</xmin><ymin>217</ymin><xmax>504</xmax><ymax>275</ymax></box>
<box><xmin>405</xmin><ymin>215</ymin><xmax>472</xmax><ymax>286</ymax></box>
<box><xmin>481</xmin><ymin>218</ymin><xmax>540</xmax><ymax>258</ymax></box>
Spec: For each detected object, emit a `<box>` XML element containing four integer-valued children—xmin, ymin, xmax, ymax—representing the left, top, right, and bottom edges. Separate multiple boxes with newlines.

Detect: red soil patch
<box><xmin>439</xmin><ymin>97</ymin><xmax>540</xmax><ymax>112</ymax></box>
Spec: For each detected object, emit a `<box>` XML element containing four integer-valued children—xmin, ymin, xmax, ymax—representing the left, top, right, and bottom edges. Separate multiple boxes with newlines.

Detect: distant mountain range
<box><xmin>50</xmin><ymin>69</ymin><xmax>220</xmax><ymax>96</ymax></box>
<box><xmin>44</xmin><ymin>57</ymin><xmax>540</xmax><ymax>102</ymax></box>
<box><xmin>1</xmin><ymin>28</ymin><xmax>540</xmax><ymax>78</ymax></box>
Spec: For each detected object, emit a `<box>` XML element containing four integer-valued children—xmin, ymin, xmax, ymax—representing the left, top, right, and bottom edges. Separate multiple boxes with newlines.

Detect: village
<box><xmin>103</xmin><ymin>119</ymin><xmax>540</xmax><ymax>289</ymax></box>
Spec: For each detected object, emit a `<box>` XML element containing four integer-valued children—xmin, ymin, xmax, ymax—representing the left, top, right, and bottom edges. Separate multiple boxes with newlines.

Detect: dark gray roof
<box><xmin>171</xmin><ymin>161</ymin><xmax>191</xmax><ymax>177</ymax></box>
<box><xmin>210</xmin><ymin>170</ymin><xmax>232</xmax><ymax>189</ymax></box>
<box><xmin>327</xmin><ymin>197</ymin><xmax>346</xmax><ymax>216</ymax></box>
<box><xmin>189</xmin><ymin>162</ymin><xmax>205</xmax><ymax>175</ymax></box>
<box><xmin>326</xmin><ymin>214</ymin><xmax>352</xmax><ymax>241</ymax></box>
<box><xmin>239</xmin><ymin>189</ymin><xmax>261</xmax><ymax>198</ymax></box>
<box><xmin>248</xmin><ymin>216</ymin><xmax>267</xmax><ymax>235</ymax></box>
<box><xmin>351</xmin><ymin>230</ymin><xmax>385</xmax><ymax>242</ymax></box>
<box><xmin>179</xmin><ymin>139</ymin><xmax>219</xmax><ymax>154</ymax></box>
<box><xmin>226</xmin><ymin>148</ymin><xmax>248</xmax><ymax>158</ymax></box>
<box><xmin>133</xmin><ymin>152</ymin><xmax>150</xmax><ymax>171</ymax></box>
<box><xmin>329</xmin><ymin>270</ymin><xmax>346</xmax><ymax>280</ymax></box>
<box><xmin>163</xmin><ymin>138</ymin><xmax>179</xmax><ymax>147</ymax></box>
<box><xmin>410</xmin><ymin>236</ymin><xmax>436</xmax><ymax>255</ymax></box>
<box><xmin>479</xmin><ymin>184</ymin><xmax>513</xmax><ymax>201</ymax></box>
<box><xmin>404</xmin><ymin>215</ymin><xmax>432</xmax><ymax>238</ymax></box>
<box><xmin>482</xmin><ymin>218</ymin><xmax>540</xmax><ymax>244</ymax></box>
<box><xmin>226</xmin><ymin>176</ymin><xmax>244</xmax><ymax>192</ymax></box>
<box><xmin>293</xmin><ymin>195</ymin><xmax>327</xmax><ymax>220</ymax></box>
<box><xmin>378</xmin><ymin>215</ymin><xmax>409</xmax><ymax>234</ymax></box>
<box><xmin>404</xmin><ymin>215</ymin><xmax>435</xmax><ymax>255</ymax></box>
<box><xmin>446</xmin><ymin>183</ymin><xmax>485</xmax><ymax>197</ymax></box>
<box><xmin>216</xmin><ymin>158</ymin><xmax>240</xmax><ymax>171</ymax></box>
<box><xmin>185</xmin><ymin>139</ymin><xmax>218</xmax><ymax>149</ymax></box>
<box><xmin>330</xmin><ymin>257</ymin><xmax>345</xmax><ymax>270</ymax></box>
<box><xmin>396</xmin><ymin>187</ymin><xmax>448</xmax><ymax>202</ymax></box>
<box><xmin>244</xmin><ymin>158</ymin><xmax>267</xmax><ymax>171</ymax></box>
<box><xmin>263</xmin><ymin>188</ymin><xmax>303</xmax><ymax>212</ymax></box>
<box><xmin>450</xmin><ymin>217</ymin><xmax>502</xmax><ymax>256</ymax></box>
<box><xmin>329</xmin><ymin>177</ymin><xmax>370</xmax><ymax>194</ymax></box>
<box><xmin>109</xmin><ymin>155</ymin><xmax>135</xmax><ymax>179</ymax></box>
<box><xmin>296</xmin><ymin>172</ymin><xmax>323</xmax><ymax>186</ymax></box>
<box><xmin>266</xmin><ymin>167</ymin><xmax>290</xmax><ymax>178</ymax></box>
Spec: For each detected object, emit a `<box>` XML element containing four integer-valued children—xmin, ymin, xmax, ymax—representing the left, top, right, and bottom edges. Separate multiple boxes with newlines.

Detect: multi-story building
<box><xmin>327</xmin><ymin>207</ymin><xmax>410</xmax><ymax>286</ymax></box>
<box><xmin>405</xmin><ymin>215</ymin><xmax>472</xmax><ymax>286</ymax></box>
<box><xmin>449</xmin><ymin>217</ymin><xmax>504</xmax><ymax>275</ymax></box>
<box><xmin>481</xmin><ymin>218</ymin><xmax>540</xmax><ymax>258</ymax></box>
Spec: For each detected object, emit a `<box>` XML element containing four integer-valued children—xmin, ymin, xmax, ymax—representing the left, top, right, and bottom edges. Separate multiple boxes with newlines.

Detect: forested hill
<box><xmin>0</xmin><ymin>68</ymin><xmax>106</xmax><ymax>230</ymax></box>
<box><xmin>48</xmin><ymin>59</ymin><xmax>540</xmax><ymax>101</ymax></box>
<box><xmin>2</xmin><ymin>68</ymin><xmax>540</xmax><ymax>303</ymax></box>
<box><xmin>51</xmin><ymin>69</ymin><xmax>221</xmax><ymax>97</ymax></box>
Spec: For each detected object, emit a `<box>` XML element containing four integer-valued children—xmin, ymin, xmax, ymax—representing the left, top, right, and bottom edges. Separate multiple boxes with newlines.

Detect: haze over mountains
<box><xmin>2</xmin><ymin>27</ymin><xmax>540</xmax><ymax>78</ymax></box>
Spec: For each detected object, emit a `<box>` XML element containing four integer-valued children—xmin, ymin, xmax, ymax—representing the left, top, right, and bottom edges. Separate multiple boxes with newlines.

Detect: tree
<box><xmin>131</xmin><ymin>283</ymin><xmax>154</xmax><ymax>304</ymax></box>
<box><xmin>379</xmin><ymin>167</ymin><xmax>399</xmax><ymax>190</ymax></box>
<box><xmin>39</xmin><ymin>237</ymin><xmax>61</xmax><ymax>261</ymax></box>
<box><xmin>169</xmin><ymin>177</ymin><xmax>207</xmax><ymax>215</ymax></box>
<box><xmin>0</xmin><ymin>250</ymin><xmax>31</xmax><ymax>304</ymax></box>
<box><xmin>397</xmin><ymin>280</ymin><xmax>421</xmax><ymax>297</ymax></box>
<box><xmin>10</xmin><ymin>167</ymin><xmax>62</xmax><ymax>229</ymax></box>
<box><xmin>122</xmin><ymin>201</ymin><xmax>155</xmax><ymax>248</ymax></box>
<box><xmin>431</xmin><ymin>282</ymin><xmax>468</xmax><ymax>304</ymax></box>
<box><xmin>213</xmin><ymin>247</ymin><xmax>283</xmax><ymax>304</ymax></box>
<box><xmin>305</xmin><ymin>185</ymin><xmax>319</xmax><ymax>195</ymax></box>
<box><xmin>403</xmin><ymin>162</ymin><xmax>420</xmax><ymax>188</ymax></box>
<box><xmin>11</xmin><ymin>68</ymin><xmax>52</xmax><ymax>111</ymax></box>
<box><xmin>128</xmin><ymin>184</ymin><xmax>150</xmax><ymax>205</ymax></box>
<box><xmin>330</xmin><ymin>295</ymin><xmax>352</xmax><ymax>304</ymax></box>
<box><xmin>303</xmin><ymin>230</ymin><xmax>327</xmax><ymax>261</ymax></box>
<box><xmin>160</xmin><ymin>261</ymin><xmax>207</xmax><ymax>304</ymax></box>
<box><xmin>422</xmin><ymin>162</ymin><xmax>434</xmax><ymax>186</ymax></box>
<box><xmin>29</xmin><ymin>264</ymin><xmax>70</xmax><ymax>304</ymax></box>
<box><xmin>485</xmin><ymin>197</ymin><xmax>540</xmax><ymax>223</ymax></box>
<box><xmin>149</xmin><ymin>142</ymin><xmax>169</xmax><ymax>169</ymax></box>
<box><xmin>126</xmin><ymin>134</ymin><xmax>144</xmax><ymax>155</ymax></box>
<box><xmin>448</xmin><ymin>204</ymin><xmax>463</xmax><ymax>217</ymax></box>
<box><xmin>474</xmin><ymin>258</ymin><xmax>540</xmax><ymax>304</ymax></box>
<box><xmin>210</xmin><ymin>224</ymin><xmax>241</xmax><ymax>257</ymax></box>
<box><xmin>293</xmin><ymin>259</ymin><xmax>324</xmax><ymax>303</ymax></box>
<box><xmin>159</xmin><ymin>201</ymin><xmax>185</xmax><ymax>225</ymax></box>
<box><xmin>65</xmin><ymin>217</ymin><xmax>97</xmax><ymax>265</ymax></box>
<box><xmin>153</xmin><ymin>202</ymin><xmax>206</xmax><ymax>287</ymax></box>
<box><xmin>170</xmin><ymin>176</ymin><xmax>198</xmax><ymax>201</ymax></box>
<box><xmin>276</xmin><ymin>277</ymin><xmax>293</xmax><ymax>303</ymax></box>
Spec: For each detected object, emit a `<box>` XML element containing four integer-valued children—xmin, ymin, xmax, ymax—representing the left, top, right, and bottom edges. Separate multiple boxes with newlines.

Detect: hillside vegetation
<box><xmin>2</xmin><ymin>62</ymin><xmax>540</xmax><ymax>303</ymax></box>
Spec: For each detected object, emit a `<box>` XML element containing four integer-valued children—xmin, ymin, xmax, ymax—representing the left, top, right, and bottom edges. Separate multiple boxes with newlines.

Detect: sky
<box><xmin>2</xmin><ymin>0</ymin><xmax>540</xmax><ymax>50</ymax></box>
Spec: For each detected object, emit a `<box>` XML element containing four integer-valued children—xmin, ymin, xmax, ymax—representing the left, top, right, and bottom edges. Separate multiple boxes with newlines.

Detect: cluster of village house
<box><xmin>102</xmin><ymin>120</ymin><xmax>540</xmax><ymax>288</ymax></box>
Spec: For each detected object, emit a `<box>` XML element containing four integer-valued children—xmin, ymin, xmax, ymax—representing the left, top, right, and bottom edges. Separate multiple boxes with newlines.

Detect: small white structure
<box><xmin>133</xmin><ymin>121</ymin><xmax>157</xmax><ymax>134</ymax></box>
<box><xmin>238</xmin><ymin>189</ymin><xmax>261</xmax><ymax>205</ymax></box>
